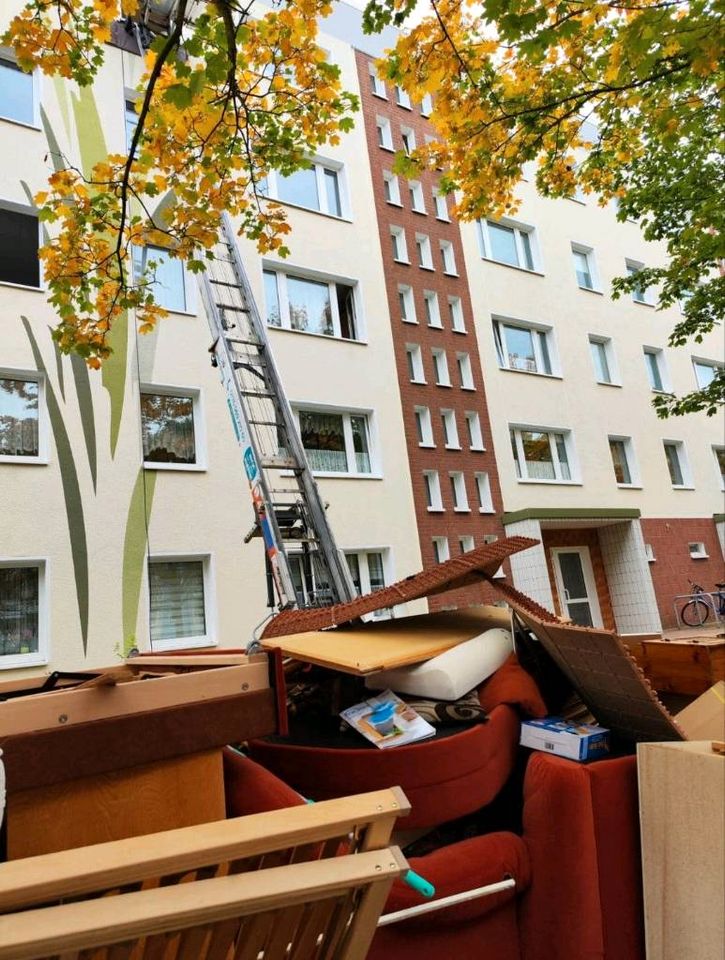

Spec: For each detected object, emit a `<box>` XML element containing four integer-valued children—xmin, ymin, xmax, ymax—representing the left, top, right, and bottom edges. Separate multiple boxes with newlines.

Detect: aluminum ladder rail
<box><xmin>198</xmin><ymin>213</ymin><xmax>357</xmax><ymax>611</ymax></box>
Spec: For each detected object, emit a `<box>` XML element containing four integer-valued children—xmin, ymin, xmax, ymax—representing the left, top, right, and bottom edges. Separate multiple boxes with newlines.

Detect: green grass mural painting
<box><xmin>122</xmin><ymin>468</ymin><xmax>156</xmax><ymax>651</ymax></box>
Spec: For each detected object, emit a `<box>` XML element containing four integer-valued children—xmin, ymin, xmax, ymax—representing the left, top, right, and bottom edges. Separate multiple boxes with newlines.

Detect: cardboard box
<box><xmin>520</xmin><ymin>717</ymin><xmax>610</xmax><ymax>761</ymax></box>
<box><xmin>675</xmin><ymin>680</ymin><xmax>725</xmax><ymax>741</ymax></box>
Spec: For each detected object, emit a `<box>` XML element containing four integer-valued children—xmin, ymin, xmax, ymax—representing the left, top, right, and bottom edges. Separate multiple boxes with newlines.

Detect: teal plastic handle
<box><xmin>404</xmin><ymin>869</ymin><xmax>435</xmax><ymax>899</ymax></box>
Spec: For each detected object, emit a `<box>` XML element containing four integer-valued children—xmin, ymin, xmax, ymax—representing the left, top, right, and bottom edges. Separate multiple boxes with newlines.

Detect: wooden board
<box><xmin>640</xmin><ymin>637</ymin><xmax>724</xmax><ymax>695</ymax></box>
<box><xmin>261</xmin><ymin>606</ymin><xmax>511</xmax><ymax>675</ymax></box>
<box><xmin>638</xmin><ymin>741</ymin><xmax>725</xmax><ymax>960</ymax></box>
<box><xmin>6</xmin><ymin>750</ymin><xmax>226</xmax><ymax>860</ymax></box>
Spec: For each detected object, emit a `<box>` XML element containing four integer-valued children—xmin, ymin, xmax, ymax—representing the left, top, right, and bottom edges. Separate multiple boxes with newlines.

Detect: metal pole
<box><xmin>377</xmin><ymin>878</ymin><xmax>516</xmax><ymax>927</ymax></box>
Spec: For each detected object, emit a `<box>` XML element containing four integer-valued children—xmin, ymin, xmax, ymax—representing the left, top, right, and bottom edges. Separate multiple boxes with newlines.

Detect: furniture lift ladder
<box><xmin>198</xmin><ymin>213</ymin><xmax>357</xmax><ymax>612</ymax></box>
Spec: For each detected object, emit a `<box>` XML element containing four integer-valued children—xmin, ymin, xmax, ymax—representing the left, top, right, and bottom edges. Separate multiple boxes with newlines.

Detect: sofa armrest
<box><xmin>222</xmin><ymin>746</ymin><xmax>305</xmax><ymax>817</ymax></box>
<box><xmin>520</xmin><ymin>753</ymin><xmax>644</xmax><ymax>960</ymax></box>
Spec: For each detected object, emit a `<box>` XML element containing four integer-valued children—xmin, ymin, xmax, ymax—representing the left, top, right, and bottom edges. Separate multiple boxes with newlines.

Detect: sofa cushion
<box><xmin>222</xmin><ymin>746</ymin><xmax>305</xmax><ymax>818</ymax></box>
<box><xmin>479</xmin><ymin>654</ymin><xmax>548</xmax><ymax>718</ymax></box>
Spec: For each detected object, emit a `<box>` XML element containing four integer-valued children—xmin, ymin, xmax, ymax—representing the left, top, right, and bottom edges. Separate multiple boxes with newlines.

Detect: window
<box><xmin>626</xmin><ymin>260</ymin><xmax>651</xmax><ymax>304</ymax></box>
<box><xmin>125</xmin><ymin>98</ymin><xmax>138</xmax><ymax>151</ymax></box>
<box><xmin>644</xmin><ymin>543</ymin><xmax>656</xmax><ymax>562</ymax></box>
<box><xmin>644</xmin><ymin>348</ymin><xmax>668</xmax><ymax>392</ymax></box>
<box><xmin>414</xmin><ymin>406</ymin><xmax>434</xmax><ymax>447</ymax></box>
<box><xmin>140</xmin><ymin>388</ymin><xmax>203</xmax><ymax>470</ymax></box>
<box><xmin>608</xmin><ymin>436</ymin><xmax>638</xmax><ymax>486</ymax></box>
<box><xmin>457</xmin><ymin>352</ymin><xmax>474</xmax><ymax>390</ymax></box>
<box><xmin>268</xmin><ymin>161</ymin><xmax>345</xmax><ymax>218</ymax></box>
<box><xmin>369</xmin><ymin>67</ymin><xmax>386</xmax><ymax>98</ymax></box>
<box><xmin>479</xmin><ymin>219</ymin><xmax>537</xmax><ymax>271</ymax></box>
<box><xmin>693</xmin><ymin>358</ymin><xmax>722</xmax><ymax>389</ymax></box>
<box><xmin>450</xmin><ymin>472</ymin><xmax>469</xmax><ymax>511</ymax></box>
<box><xmin>383</xmin><ymin>171</ymin><xmax>401</xmax><ymax>205</ymax></box>
<box><xmin>0</xmin><ymin>560</ymin><xmax>48</xmax><ymax>668</ymax></box>
<box><xmin>424</xmin><ymin>470</ymin><xmax>443</xmax><ymax>511</ymax></box>
<box><xmin>441</xmin><ymin>409</ymin><xmax>459</xmax><ymax>448</ymax></box>
<box><xmin>0</xmin><ymin>373</ymin><xmax>45</xmax><ymax>463</ymax></box>
<box><xmin>448</xmin><ymin>297</ymin><xmax>465</xmax><ymax>333</ymax></box>
<box><xmin>713</xmin><ymin>445</ymin><xmax>725</xmax><ymax>489</ymax></box>
<box><xmin>406</xmin><ymin>344</ymin><xmax>425</xmax><ymax>383</ymax></box>
<box><xmin>440</xmin><ymin>240</ymin><xmax>457</xmax><ymax>275</ymax></box>
<box><xmin>432</xmin><ymin>537</ymin><xmax>450</xmax><ymax>563</ymax></box>
<box><xmin>510</xmin><ymin>427</ymin><xmax>573</xmax><ymax>482</ymax></box>
<box><xmin>571</xmin><ymin>245</ymin><xmax>598</xmax><ymax>291</ymax></box>
<box><xmin>420</xmin><ymin>93</ymin><xmax>433</xmax><ymax>116</ymax></box>
<box><xmin>0</xmin><ymin>56</ymin><xmax>36</xmax><ymax>126</ymax></box>
<box><xmin>415</xmin><ymin>234</ymin><xmax>433</xmax><ymax>269</ymax></box>
<box><xmin>423</xmin><ymin>291</ymin><xmax>441</xmax><ymax>328</ymax></box>
<box><xmin>493</xmin><ymin>320</ymin><xmax>554</xmax><ymax>376</ymax></box>
<box><xmin>398</xmin><ymin>284</ymin><xmax>416</xmax><ymax>323</ymax></box>
<box><xmin>376</xmin><ymin>116</ymin><xmax>393</xmax><ymax>150</ymax></box>
<box><xmin>0</xmin><ymin>205</ymin><xmax>39</xmax><ymax>288</ymax></box>
<box><xmin>474</xmin><ymin>472</ymin><xmax>494</xmax><ymax>512</ymax></box>
<box><xmin>346</xmin><ymin>551</ymin><xmax>387</xmax><ymax>598</ymax></box>
<box><xmin>459</xmin><ymin>535</ymin><xmax>475</xmax><ymax>554</ymax></box>
<box><xmin>264</xmin><ymin>269</ymin><xmax>359</xmax><ymax>340</ymax></box>
<box><xmin>395</xmin><ymin>85</ymin><xmax>411</xmax><ymax>109</ymax></box>
<box><xmin>432</xmin><ymin>348</ymin><xmax>450</xmax><ymax>386</ymax></box>
<box><xmin>400</xmin><ymin>126</ymin><xmax>415</xmax><ymax>154</ymax></box>
<box><xmin>589</xmin><ymin>336</ymin><xmax>616</xmax><ymax>385</ymax></box>
<box><xmin>390</xmin><ymin>225</ymin><xmax>408</xmax><ymax>262</ymax></box>
<box><xmin>298</xmin><ymin>409</ymin><xmax>373</xmax><ymax>475</ymax></box>
<box><xmin>688</xmin><ymin>542</ymin><xmax>709</xmax><ymax>560</ymax></box>
<box><xmin>409</xmin><ymin>180</ymin><xmax>426</xmax><ymax>213</ymax></box>
<box><xmin>465</xmin><ymin>411</ymin><xmax>484</xmax><ymax>450</ymax></box>
<box><xmin>433</xmin><ymin>189</ymin><xmax>449</xmax><ymax>221</ymax></box>
<box><xmin>148</xmin><ymin>557</ymin><xmax>213</xmax><ymax>649</ymax></box>
<box><xmin>133</xmin><ymin>245</ymin><xmax>189</xmax><ymax>313</ymax></box>
<box><xmin>663</xmin><ymin>440</ymin><xmax>691</xmax><ymax>488</ymax></box>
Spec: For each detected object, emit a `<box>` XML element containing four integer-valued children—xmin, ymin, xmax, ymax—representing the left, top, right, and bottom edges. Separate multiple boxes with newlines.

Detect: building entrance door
<box><xmin>551</xmin><ymin>547</ymin><xmax>603</xmax><ymax>628</ymax></box>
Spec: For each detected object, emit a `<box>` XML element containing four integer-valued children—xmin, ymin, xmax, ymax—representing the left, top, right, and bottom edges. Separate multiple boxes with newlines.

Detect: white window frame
<box><xmin>147</xmin><ymin>553</ymin><xmax>217</xmax><ymax>652</ymax></box>
<box><xmin>449</xmin><ymin>471</ymin><xmax>469</xmax><ymax>512</ymax></box>
<box><xmin>391</xmin><ymin>225</ymin><xmax>409</xmax><ymax>263</ymax></box>
<box><xmin>510</xmin><ymin>424</ymin><xmax>578</xmax><ymax>484</ymax></box>
<box><xmin>344</xmin><ymin>548</ymin><xmax>392</xmax><ymax>618</ymax></box>
<box><xmin>423</xmin><ymin>290</ymin><xmax>442</xmax><ymax>328</ymax></box>
<box><xmin>133</xmin><ymin>244</ymin><xmax>195</xmax><ymax>315</ymax></box>
<box><xmin>124</xmin><ymin>89</ymin><xmax>139</xmax><ymax>152</ymax></box>
<box><xmin>400</xmin><ymin>125</ymin><xmax>416</xmax><ymax>154</ymax></box>
<box><xmin>265</xmin><ymin>159</ymin><xmax>349</xmax><ymax>219</ymax></box>
<box><xmin>478</xmin><ymin>218</ymin><xmax>541</xmax><ymax>272</ymax></box>
<box><xmin>0</xmin><ymin>557</ymin><xmax>49</xmax><ymax>669</ymax></box>
<box><xmin>662</xmin><ymin>439</ymin><xmax>693</xmax><ymax>489</ymax></box>
<box><xmin>0</xmin><ymin>50</ymin><xmax>41</xmax><ymax>130</ymax></box>
<box><xmin>140</xmin><ymin>383</ymin><xmax>206</xmax><ymax>472</ymax></box>
<box><xmin>571</xmin><ymin>243</ymin><xmax>601</xmax><ymax>292</ymax></box>
<box><xmin>264</xmin><ymin>266</ymin><xmax>363</xmax><ymax>341</ymax></box>
<box><xmin>414</xmin><ymin>405</ymin><xmax>434</xmax><ymax>447</ymax></box>
<box><xmin>457</xmin><ymin>352</ymin><xmax>475</xmax><ymax>390</ymax></box>
<box><xmin>448</xmin><ymin>296</ymin><xmax>466</xmax><ymax>333</ymax></box>
<box><xmin>608</xmin><ymin>434</ymin><xmax>640</xmax><ymax>488</ymax></box>
<box><xmin>465</xmin><ymin>410</ymin><xmax>484</xmax><ymax>451</ymax></box>
<box><xmin>295</xmin><ymin>405</ymin><xmax>379</xmax><ymax>478</ymax></box>
<box><xmin>432</xmin><ymin>348</ymin><xmax>451</xmax><ymax>387</ymax></box>
<box><xmin>440</xmin><ymin>240</ymin><xmax>457</xmax><ymax>276</ymax></box>
<box><xmin>626</xmin><ymin>259</ymin><xmax>654</xmax><ymax>305</ymax></box>
<box><xmin>433</xmin><ymin>189</ymin><xmax>449</xmax><ymax>221</ymax></box>
<box><xmin>432</xmin><ymin>536</ymin><xmax>450</xmax><ymax>563</ymax></box>
<box><xmin>409</xmin><ymin>180</ymin><xmax>426</xmax><ymax>214</ymax></box>
<box><xmin>420</xmin><ymin>93</ymin><xmax>433</xmax><ymax>117</ymax></box>
<box><xmin>424</xmin><ymin>470</ymin><xmax>444</xmax><ymax>512</ymax></box>
<box><xmin>712</xmin><ymin>444</ymin><xmax>725</xmax><ymax>490</ymax></box>
<box><xmin>692</xmin><ymin>357</ymin><xmax>723</xmax><ymax>390</ymax></box>
<box><xmin>474</xmin><ymin>472</ymin><xmax>494</xmax><ymax>513</ymax></box>
<box><xmin>0</xmin><ymin>198</ymin><xmax>43</xmax><ymax>291</ymax></box>
<box><xmin>406</xmin><ymin>343</ymin><xmax>425</xmax><ymax>383</ymax></box>
<box><xmin>0</xmin><ymin>368</ymin><xmax>49</xmax><ymax>465</ymax></box>
<box><xmin>459</xmin><ymin>535</ymin><xmax>475</xmax><ymax>554</ymax></box>
<box><xmin>395</xmin><ymin>85</ymin><xmax>411</xmax><ymax>109</ymax></box>
<box><xmin>383</xmin><ymin>170</ymin><xmax>401</xmax><ymax>206</ymax></box>
<box><xmin>588</xmin><ymin>335</ymin><xmax>619</xmax><ymax>386</ymax></box>
<box><xmin>644</xmin><ymin>542</ymin><xmax>656</xmax><ymax>562</ymax></box>
<box><xmin>493</xmin><ymin>317</ymin><xmax>557</xmax><ymax>377</ymax></box>
<box><xmin>376</xmin><ymin>116</ymin><xmax>394</xmax><ymax>150</ymax></box>
<box><xmin>415</xmin><ymin>233</ymin><xmax>434</xmax><ymax>270</ymax></box>
<box><xmin>398</xmin><ymin>284</ymin><xmax>417</xmax><ymax>324</ymax></box>
<box><xmin>441</xmin><ymin>408</ymin><xmax>460</xmax><ymax>449</ymax></box>
<box><xmin>369</xmin><ymin>66</ymin><xmax>387</xmax><ymax>99</ymax></box>
<box><xmin>643</xmin><ymin>346</ymin><xmax>670</xmax><ymax>393</ymax></box>
<box><xmin>688</xmin><ymin>541</ymin><xmax>709</xmax><ymax>560</ymax></box>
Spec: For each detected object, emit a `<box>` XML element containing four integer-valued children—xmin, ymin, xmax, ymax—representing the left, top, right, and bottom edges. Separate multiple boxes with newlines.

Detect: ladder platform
<box><xmin>259</xmin><ymin>457</ymin><xmax>300</xmax><ymax>470</ymax></box>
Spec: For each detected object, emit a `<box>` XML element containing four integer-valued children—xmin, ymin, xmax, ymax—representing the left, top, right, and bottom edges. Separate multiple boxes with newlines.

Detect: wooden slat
<box><xmin>289</xmin><ymin>898</ymin><xmax>340</xmax><ymax>960</ymax></box>
<box><xmin>0</xmin><ymin>788</ymin><xmax>409</xmax><ymax>912</ymax></box>
<box><xmin>204</xmin><ymin>918</ymin><xmax>242</xmax><ymax>960</ymax></box>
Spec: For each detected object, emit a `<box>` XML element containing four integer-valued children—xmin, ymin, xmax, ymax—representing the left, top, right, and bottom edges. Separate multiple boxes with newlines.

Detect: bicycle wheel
<box><xmin>680</xmin><ymin>599</ymin><xmax>710</xmax><ymax>627</ymax></box>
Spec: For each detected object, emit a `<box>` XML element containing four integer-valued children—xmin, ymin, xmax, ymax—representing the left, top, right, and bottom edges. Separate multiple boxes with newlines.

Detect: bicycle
<box><xmin>679</xmin><ymin>579</ymin><xmax>725</xmax><ymax>626</ymax></box>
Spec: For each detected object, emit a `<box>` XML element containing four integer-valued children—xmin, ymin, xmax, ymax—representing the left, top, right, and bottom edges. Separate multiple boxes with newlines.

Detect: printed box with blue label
<box><xmin>520</xmin><ymin>717</ymin><xmax>610</xmax><ymax>761</ymax></box>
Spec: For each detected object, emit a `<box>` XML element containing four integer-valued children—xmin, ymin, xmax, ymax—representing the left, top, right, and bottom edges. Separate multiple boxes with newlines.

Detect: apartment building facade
<box><xmin>0</xmin><ymin>2</ymin><xmax>723</xmax><ymax>677</ymax></box>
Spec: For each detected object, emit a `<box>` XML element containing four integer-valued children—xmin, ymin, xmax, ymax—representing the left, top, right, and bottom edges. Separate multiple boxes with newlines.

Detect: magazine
<box><xmin>340</xmin><ymin>690</ymin><xmax>436</xmax><ymax>749</ymax></box>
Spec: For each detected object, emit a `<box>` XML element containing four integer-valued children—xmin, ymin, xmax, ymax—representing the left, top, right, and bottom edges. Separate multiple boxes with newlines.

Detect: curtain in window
<box><xmin>0</xmin><ymin>567</ymin><xmax>39</xmax><ymax>655</ymax></box>
<box><xmin>149</xmin><ymin>560</ymin><xmax>206</xmax><ymax>642</ymax></box>
<box><xmin>0</xmin><ymin>378</ymin><xmax>39</xmax><ymax>457</ymax></box>
<box><xmin>520</xmin><ymin>431</ymin><xmax>556</xmax><ymax>480</ymax></box>
<box><xmin>609</xmin><ymin>440</ymin><xmax>631</xmax><ymax>484</ymax></box>
<box><xmin>300</xmin><ymin>411</ymin><xmax>346</xmax><ymax>472</ymax></box>
<box><xmin>350</xmin><ymin>416</ymin><xmax>371</xmax><ymax>472</ymax></box>
<box><xmin>141</xmin><ymin>394</ymin><xmax>196</xmax><ymax>464</ymax></box>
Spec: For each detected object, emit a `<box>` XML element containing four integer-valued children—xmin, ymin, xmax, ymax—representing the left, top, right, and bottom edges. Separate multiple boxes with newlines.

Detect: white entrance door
<box><xmin>551</xmin><ymin>547</ymin><xmax>603</xmax><ymax>628</ymax></box>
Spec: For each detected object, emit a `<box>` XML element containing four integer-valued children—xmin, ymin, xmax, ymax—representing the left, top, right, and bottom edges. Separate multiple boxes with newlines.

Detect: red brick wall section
<box><xmin>541</xmin><ymin>529</ymin><xmax>616</xmax><ymax>631</ymax></box>
<box><xmin>640</xmin><ymin>518</ymin><xmax>725</xmax><ymax>628</ymax></box>
<box><xmin>354</xmin><ymin>51</ymin><xmax>507</xmax><ymax>610</ymax></box>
